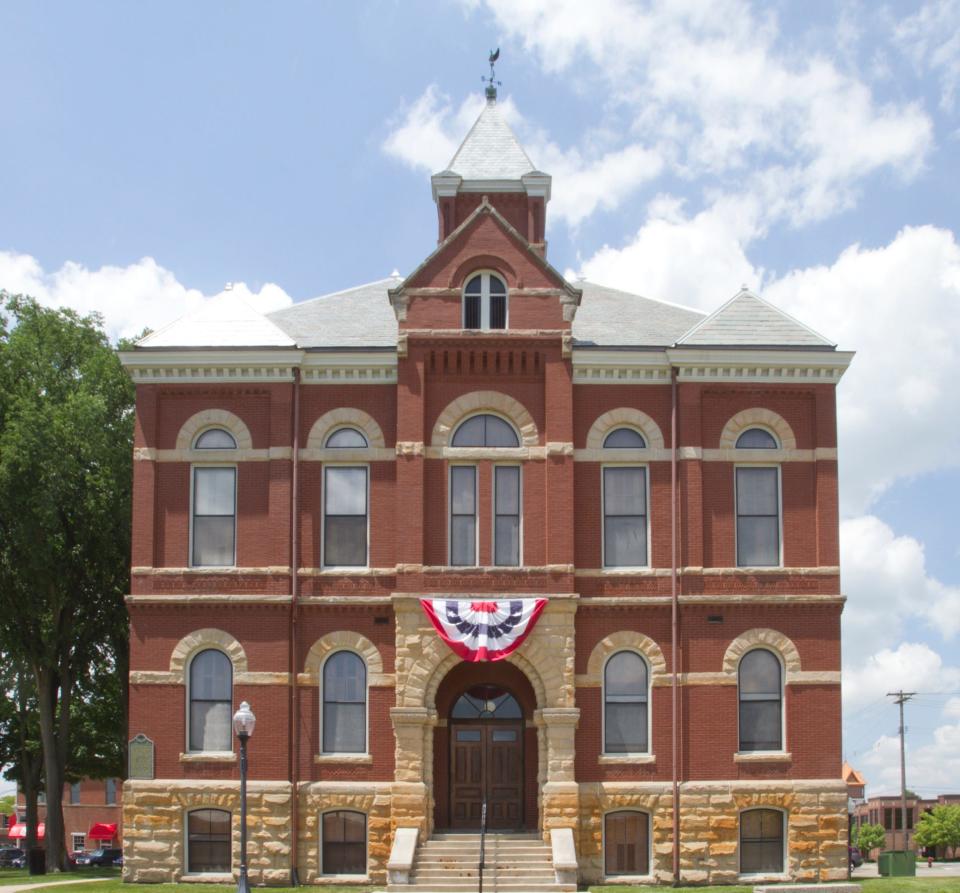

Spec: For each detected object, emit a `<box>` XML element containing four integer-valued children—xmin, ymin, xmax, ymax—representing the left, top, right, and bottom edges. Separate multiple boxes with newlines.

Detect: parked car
<box><xmin>113</xmin><ymin>855</ymin><xmax>123</xmax><ymax>867</ymax></box>
<box><xmin>74</xmin><ymin>848</ymin><xmax>121</xmax><ymax>867</ymax></box>
<box><xmin>849</xmin><ymin>846</ymin><xmax>863</xmax><ymax>868</ymax></box>
<box><xmin>0</xmin><ymin>848</ymin><xmax>25</xmax><ymax>868</ymax></box>
<box><xmin>11</xmin><ymin>855</ymin><xmax>26</xmax><ymax>869</ymax></box>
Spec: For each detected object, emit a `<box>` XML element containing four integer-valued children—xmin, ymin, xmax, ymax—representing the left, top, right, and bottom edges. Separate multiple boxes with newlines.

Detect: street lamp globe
<box><xmin>233</xmin><ymin>701</ymin><xmax>256</xmax><ymax>739</ymax></box>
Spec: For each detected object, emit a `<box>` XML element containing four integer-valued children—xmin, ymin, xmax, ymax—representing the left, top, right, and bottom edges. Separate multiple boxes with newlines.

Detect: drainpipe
<box><xmin>670</xmin><ymin>366</ymin><xmax>680</xmax><ymax>885</ymax></box>
<box><xmin>289</xmin><ymin>367</ymin><xmax>302</xmax><ymax>886</ymax></box>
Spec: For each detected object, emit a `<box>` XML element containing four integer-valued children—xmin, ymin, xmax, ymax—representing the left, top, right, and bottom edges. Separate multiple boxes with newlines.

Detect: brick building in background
<box><xmin>120</xmin><ymin>86</ymin><xmax>853</xmax><ymax>887</ymax></box>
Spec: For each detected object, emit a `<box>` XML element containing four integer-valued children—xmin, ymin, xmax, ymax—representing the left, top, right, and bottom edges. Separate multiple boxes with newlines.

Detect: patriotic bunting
<box><xmin>420</xmin><ymin>598</ymin><xmax>547</xmax><ymax>662</ymax></box>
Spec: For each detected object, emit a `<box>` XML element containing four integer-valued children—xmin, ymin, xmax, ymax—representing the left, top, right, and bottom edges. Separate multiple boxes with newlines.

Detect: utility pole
<box><xmin>887</xmin><ymin>691</ymin><xmax>915</xmax><ymax>852</ymax></box>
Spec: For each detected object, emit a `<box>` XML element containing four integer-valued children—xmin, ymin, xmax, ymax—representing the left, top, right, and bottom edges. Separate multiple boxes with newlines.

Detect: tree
<box><xmin>915</xmin><ymin>805</ymin><xmax>960</xmax><ymax>859</ymax></box>
<box><xmin>853</xmin><ymin>823</ymin><xmax>887</xmax><ymax>859</ymax></box>
<box><xmin>0</xmin><ymin>294</ymin><xmax>133</xmax><ymax>871</ymax></box>
<box><xmin>0</xmin><ymin>659</ymin><xmax>44</xmax><ymax>852</ymax></box>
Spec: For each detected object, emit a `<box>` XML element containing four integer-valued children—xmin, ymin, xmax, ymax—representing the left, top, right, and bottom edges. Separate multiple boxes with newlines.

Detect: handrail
<box><xmin>478</xmin><ymin>799</ymin><xmax>487</xmax><ymax>893</ymax></box>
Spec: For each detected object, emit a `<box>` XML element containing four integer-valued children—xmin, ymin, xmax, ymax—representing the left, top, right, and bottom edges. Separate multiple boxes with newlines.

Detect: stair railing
<box><xmin>478</xmin><ymin>799</ymin><xmax>487</xmax><ymax>893</ymax></box>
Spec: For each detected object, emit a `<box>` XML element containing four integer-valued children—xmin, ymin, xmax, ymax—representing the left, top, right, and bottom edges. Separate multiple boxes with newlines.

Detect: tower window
<box><xmin>463</xmin><ymin>273</ymin><xmax>507</xmax><ymax>330</ymax></box>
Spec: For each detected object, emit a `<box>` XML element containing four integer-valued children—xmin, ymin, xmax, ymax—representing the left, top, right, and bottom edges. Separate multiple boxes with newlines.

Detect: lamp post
<box><xmin>232</xmin><ymin>701</ymin><xmax>256</xmax><ymax>893</ymax></box>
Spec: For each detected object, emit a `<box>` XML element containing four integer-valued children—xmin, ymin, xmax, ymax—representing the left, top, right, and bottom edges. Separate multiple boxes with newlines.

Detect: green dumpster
<box><xmin>878</xmin><ymin>851</ymin><xmax>916</xmax><ymax>876</ymax></box>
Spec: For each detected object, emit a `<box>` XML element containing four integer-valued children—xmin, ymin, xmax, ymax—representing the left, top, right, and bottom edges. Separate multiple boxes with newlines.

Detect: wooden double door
<box><xmin>450</xmin><ymin>721</ymin><xmax>524</xmax><ymax>829</ymax></box>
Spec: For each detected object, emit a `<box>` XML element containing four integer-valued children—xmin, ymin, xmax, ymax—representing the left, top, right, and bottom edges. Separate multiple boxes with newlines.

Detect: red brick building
<box><xmin>120</xmin><ymin>91</ymin><xmax>853</xmax><ymax>887</ymax></box>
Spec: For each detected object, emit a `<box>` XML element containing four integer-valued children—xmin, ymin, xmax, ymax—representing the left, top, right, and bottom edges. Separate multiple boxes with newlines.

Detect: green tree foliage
<box><xmin>0</xmin><ymin>658</ymin><xmax>44</xmax><ymax>850</ymax></box>
<box><xmin>853</xmin><ymin>823</ymin><xmax>887</xmax><ymax>858</ymax></box>
<box><xmin>0</xmin><ymin>294</ymin><xmax>133</xmax><ymax>871</ymax></box>
<box><xmin>914</xmin><ymin>805</ymin><xmax>960</xmax><ymax>858</ymax></box>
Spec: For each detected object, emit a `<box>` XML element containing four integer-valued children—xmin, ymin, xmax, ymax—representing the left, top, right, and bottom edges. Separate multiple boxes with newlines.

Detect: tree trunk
<box><xmin>22</xmin><ymin>780</ymin><xmax>38</xmax><ymax>855</ymax></box>
<box><xmin>35</xmin><ymin>667</ymin><xmax>67</xmax><ymax>873</ymax></box>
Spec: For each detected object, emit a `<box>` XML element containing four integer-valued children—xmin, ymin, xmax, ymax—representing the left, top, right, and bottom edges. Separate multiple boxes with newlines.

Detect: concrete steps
<box><xmin>386</xmin><ymin>831</ymin><xmax>576</xmax><ymax>893</ymax></box>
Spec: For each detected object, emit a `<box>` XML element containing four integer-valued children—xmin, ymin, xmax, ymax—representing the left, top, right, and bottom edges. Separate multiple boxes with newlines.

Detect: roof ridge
<box><xmin>269</xmin><ymin>275</ymin><xmax>401</xmax><ymax>313</ymax></box>
<box><xmin>580</xmin><ymin>279</ymin><xmax>706</xmax><ymax>317</ymax></box>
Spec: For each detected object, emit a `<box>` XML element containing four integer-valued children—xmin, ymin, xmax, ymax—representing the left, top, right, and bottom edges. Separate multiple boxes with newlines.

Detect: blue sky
<box><xmin>1</xmin><ymin>0</ymin><xmax>958</xmax><ymax>798</ymax></box>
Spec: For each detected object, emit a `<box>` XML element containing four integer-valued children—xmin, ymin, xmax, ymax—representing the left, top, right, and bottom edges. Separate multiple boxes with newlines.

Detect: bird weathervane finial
<box><xmin>483</xmin><ymin>48</ymin><xmax>501</xmax><ymax>102</ymax></box>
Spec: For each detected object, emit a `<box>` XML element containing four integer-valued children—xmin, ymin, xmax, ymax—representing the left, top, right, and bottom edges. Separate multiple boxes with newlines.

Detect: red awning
<box><xmin>87</xmin><ymin>822</ymin><xmax>117</xmax><ymax>840</ymax></box>
<box><xmin>8</xmin><ymin>823</ymin><xmax>45</xmax><ymax>840</ymax></box>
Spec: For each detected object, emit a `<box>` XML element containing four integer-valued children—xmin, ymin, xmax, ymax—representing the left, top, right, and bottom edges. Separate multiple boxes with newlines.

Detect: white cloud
<box><xmin>843</xmin><ymin>642</ymin><xmax>960</xmax><ymax>708</ymax></box>
<box><xmin>894</xmin><ymin>0</ymin><xmax>960</xmax><ymax>111</ymax></box>
<box><xmin>859</xmin><ymin>715</ymin><xmax>960</xmax><ymax>796</ymax></box>
<box><xmin>0</xmin><ymin>251</ymin><xmax>293</xmax><ymax>342</ymax></box>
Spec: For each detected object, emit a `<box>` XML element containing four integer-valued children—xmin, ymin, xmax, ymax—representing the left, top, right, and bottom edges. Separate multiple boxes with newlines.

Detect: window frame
<box><xmin>321</xmin><ymin>463</ymin><xmax>370</xmax><ymax>569</ymax></box>
<box><xmin>461</xmin><ymin>270</ymin><xmax>508</xmax><ymax>331</ymax></box>
<box><xmin>449</xmin><ymin>463</ymin><xmax>479</xmax><ymax>567</ymax></box>
<box><xmin>733</xmin><ymin>463</ymin><xmax>783</xmax><ymax>568</ymax></box>
<box><xmin>492</xmin><ymin>463</ymin><xmax>522</xmax><ymax>567</ymax></box>
<box><xmin>105</xmin><ymin>778</ymin><xmax>116</xmax><ymax>805</ymax></box>
<box><xmin>185</xmin><ymin>648</ymin><xmax>234</xmax><ymax>755</ymax></box>
<box><xmin>602</xmin><ymin>426</ymin><xmax>648</xmax><ymax>449</ymax></box>
<box><xmin>320</xmin><ymin>809</ymin><xmax>368</xmax><ymax>878</ymax></box>
<box><xmin>71</xmin><ymin>832</ymin><xmax>85</xmax><ymax>853</ymax></box>
<box><xmin>602</xmin><ymin>809</ymin><xmax>652</xmax><ymax>880</ymax></box>
<box><xmin>320</xmin><ymin>649</ymin><xmax>369</xmax><ymax>756</ymax></box>
<box><xmin>193</xmin><ymin>426</ymin><xmax>239</xmax><ymax>450</ymax></box>
<box><xmin>450</xmin><ymin>412</ymin><xmax>521</xmax><ymax>449</ymax></box>
<box><xmin>184</xmin><ymin>807</ymin><xmax>232</xmax><ymax>876</ymax></box>
<box><xmin>602</xmin><ymin>650</ymin><xmax>651</xmax><ymax>756</ymax></box>
<box><xmin>324</xmin><ymin>426</ymin><xmax>369</xmax><ymax>449</ymax></box>
<box><xmin>736</xmin><ymin>647</ymin><xmax>786</xmax><ymax>754</ymax></box>
<box><xmin>189</xmin><ymin>463</ymin><xmax>238</xmax><ymax>569</ymax></box>
<box><xmin>601</xmin><ymin>463</ymin><xmax>650</xmax><ymax>569</ymax></box>
<box><xmin>738</xmin><ymin>807</ymin><xmax>787</xmax><ymax>877</ymax></box>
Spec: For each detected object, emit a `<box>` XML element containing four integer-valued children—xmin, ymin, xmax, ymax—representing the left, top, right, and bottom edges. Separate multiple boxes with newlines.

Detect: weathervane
<box><xmin>483</xmin><ymin>48</ymin><xmax>501</xmax><ymax>101</ymax></box>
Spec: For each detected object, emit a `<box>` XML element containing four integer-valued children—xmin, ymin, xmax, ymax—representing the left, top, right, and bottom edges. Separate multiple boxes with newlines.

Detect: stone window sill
<box><xmin>179</xmin><ymin>752</ymin><xmax>236</xmax><ymax>763</ymax></box>
<box><xmin>314</xmin><ymin>753</ymin><xmax>373</xmax><ymax>764</ymax></box>
<box><xmin>739</xmin><ymin>873</ymin><xmax>790</xmax><ymax>883</ymax></box>
<box><xmin>317</xmin><ymin>875</ymin><xmax>370</xmax><ymax>883</ymax></box>
<box><xmin>181</xmin><ymin>873</ymin><xmax>234</xmax><ymax>883</ymax></box>
<box><xmin>599</xmin><ymin>753</ymin><xmax>656</xmax><ymax>765</ymax></box>
<box><xmin>605</xmin><ymin>875</ymin><xmax>655</xmax><ymax>884</ymax></box>
<box><xmin>734</xmin><ymin>751</ymin><xmax>792</xmax><ymax>763</ymax></box>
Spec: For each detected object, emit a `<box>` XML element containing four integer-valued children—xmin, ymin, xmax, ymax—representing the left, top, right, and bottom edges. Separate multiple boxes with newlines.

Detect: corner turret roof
<box><xmin>444</xmin><ymin>99</ymin><xmax>536</xmax><ymax>180</ymax></box>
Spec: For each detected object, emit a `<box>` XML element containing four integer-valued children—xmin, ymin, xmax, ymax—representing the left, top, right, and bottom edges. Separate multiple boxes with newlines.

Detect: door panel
<box><xmin>450</xmin><ymin>722</ymin><xmax>523</xmax><ymax>830</ymax></box>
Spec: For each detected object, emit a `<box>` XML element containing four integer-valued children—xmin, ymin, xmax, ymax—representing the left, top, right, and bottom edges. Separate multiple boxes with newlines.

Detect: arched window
<box><xmin>604</xmin><ymin>651</ymin><xmax>649</xmax><ymax>753</ymax></box>
<box><xmin>451</xmin><ymin>686</ymin><xmax>522</xmax><ymax>719</ymax></box>
<box><xmin>189</xmin><ymin>649</ymin><xmax>232</xmax><ymax>752</ymax></box>
<box><xmin>603</xmin><ymin>428</ymin><xmax>646</xmax><ymax>449</ymax></box>
<box><xmin>325</xmin><ymin>427</ymin><xmax>368</xmax><ymax>449</ymax></box>
<box><xmin>187</xmin><ymin>808</ymin><xmax>231</xmax><ymax>873</ymax></box>
<box><xmin>605</xmin><ymin>811</ymin><xmax>650</xmax><ymax>876</ymax></box>
<box><xmin>463</xmin><ymin>272</ymin><xmax>507</xmax><ymax>330</ymax></box>
<box><xmin>738</xmin><ymin>649</ymin><xmax>782</xmax><ymax>752</ymax></box>
<box><xmin>322</xmin><ymin>651</ymin><xmax>366</xmax><ymax>754</ymax></box>
<box><xmin>322</xmin><ymin>810</ymin><xmax>366</xmax><ymax>875</ymax></box>
<box><xmin>451</xmin><ymin>414</ymin><xmax>520</xmax><ymax>447</ymax></box>
<box><xmin>735</xmin><ymin>429</ymin><xmax>780</xmax><ymax>567</ymax></box>
<box><xmin>740</xmin><ymin>808</ymin><xmax>785</xmax><ymax>874</ymax></box>
<box><xmin>194</xmin><ymin>428</ymin><xmax>237</xmax><ymax>450</ymax></box>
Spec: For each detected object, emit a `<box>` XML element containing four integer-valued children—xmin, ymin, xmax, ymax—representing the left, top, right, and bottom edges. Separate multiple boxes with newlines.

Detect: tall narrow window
<box><xmin>322</xmin><ymin>810</ymin><xmax>366</xmax><ymax>875</ymax></box>
<box><xmin>187</xmin><ymin>808</ymin><xmax>231</xmax><ymax>873</ymax></box>
<box><xmin>70</xmin><ymin>783</ymin><xmax>81</xmax><ymax>805</ymax></box>
<box><xmin>192</xmin><ymin>467</ymin><xmax>236</xmax><ymax>567</ymax></box>
<box><xmin>323</xmin><ymin>652</ymin><xmax>366</xmax><ymax>753</ymax></box>
<box><xmin>738</xmin><ymin>649</ymin><xmax>782</xmax><ymax>752</ymax></box>
<box><xmin>105</xmin><ymin>778</ymin><xmax>116</xmax><ymax>805</ymax></box>
<box><xmin>462</xmin><ymin>273</ymin><xmax>508</xmax><ymax>330</ymax></box>
<box><xmin>604</xmin><ymin>651</ymin><xmax>649</xmax><ymax>753</ymax></box>
<box><xmin>605</xmin><ymin>811</ymin><xmax>650</xmax><ymax>876</ymax></box>
<box><xmin>450</xmin><ymin>466</ymin><xmax>477</xmax><ymax>566</ymax></box>
<box><xmin>494</xmin><ymin>466</ymin><xmax>521</xmax><ymax>566</ymax></box>
<box><xmin>603</xmin><ymin>467</ymin><xmax>648</xmax><ymax>567</ymax></box>
<box><xmin>323</xmin><ymin>466</ymin><xmax>368</xmax><ymax>567</ymax></box>
<box><xmin>189</xmin><ymin>649</ymin><xmax>232</xmax><ymax>752</ymax></box>
<box><xmin>740</xmin><ymin>809</ymin><xmax>784</xmax><ymax>874</ymax></box>
<box><xmin>735</xmin><ymin>428</ymin><xmax>779</xmax><ymax>567</ymax></box>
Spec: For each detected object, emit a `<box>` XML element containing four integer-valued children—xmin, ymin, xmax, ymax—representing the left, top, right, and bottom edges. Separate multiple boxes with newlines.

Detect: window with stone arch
<box><xmin>322</xmin><ymin>650</ymin><xmax>367</xmax><ymax>754</ymax></box>
<box><xmin>735</xmin><ymin>427</ymin><xmax>781</xmax><ymax>568</ymax></box>
<box><xmin>186</xmin><ymin>808</ymin><xmax>231</xmax><ymax>874</ymax></box>
<box><xmin>739</xmin><ymin>807</ymin><xmax>786</xmax><ymax>874</ymax></box>
<box><xmin>190</xmin><ymin>427</ymin><xmax>238</xmax><ymax>568</ymax></box>
<box><xmin>462</xmin><ymin>271</ymin><xmax>507</xmax><ymax>330</ymax></box>
<box><xmin>321</xmin><ymin>810</ymin><xmax>366</xmax><ymax>875</ymax></box>
<box><xmin>603</xmin><ymin>650</ymin><xmax>650</xmax><ymax>754</ymax></box>
<box><xmin>324</xmin><ymin>426</ymin><xmax>368</xmax><ymax>449</ymax></box>
<box><xmin>738</xmin><ymin>648</ymin><xmax>783</xmax><ymax>752</ymax></box>
<box><xmin>188</xmin><ymin>648</ymin><xmax>233</xmax><ymax>752</ymax></box>
<box><xmin>604</xmin><ymin>810</ymin><xmax>651</xmax><ymax>877</ymax></box>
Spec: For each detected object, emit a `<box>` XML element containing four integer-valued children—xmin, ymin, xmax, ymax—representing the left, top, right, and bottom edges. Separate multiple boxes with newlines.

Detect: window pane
<box><xmin>465</xmin><ymin>275</ymin><xmax>483</xmax><ymax>295</ymax></box>
<box><xmin>604</xmin><ymin>516</ymin><xmax>647</xmax><ymax>566</ymax></box>
<box><xmin>464</xmin><ymin>294</ymin><xmax>481</xmax><ymax>329</ymax></box>
<box><xmin>191</xmin><ymin>650</ymin><xmax>232</xmax><ymax>700</ymax></box>
<box><xmin>325</xmin><ymin>468</ymin><xmax>367</xmax><ymax>515</ymax></box>
<box><xmin>494</xmin><ymin>516</ymin><xmax>520</xmax><ymax>566</ymax></box>
<box><xmin>495</xmin><ymin>466</ymin><xmax>520</xmax><ymax>513</ymax></box>
<box><xmin>740</xmin><ymin>650</ymin><xmax>781</xmax><ymax>695</ymax></box>
<box><xmin>195</xmin><ymin>429</ymin><xmax>237</xmax><ymax>449</ymax></box>
<box><xmin>484</xmin><ymin>416</ymin><xmax>519</xmax><ymax>447</ymax></box>
<box><xmin>323</xmin><ymin>702</ymin><xmax>365</xmax><ymax>753</ymax></box>
<box><xmin>324</xmin><ymin>516</ymin><xmax>367</xmax><ymax>566</ymax></box>
<box><xmin>188</xmin><ymin>809</ymin><xmax>231</xmax><ymax>874</ymax></box>
<box><xmin>193</xmin><ymin>516</ymin><xmax>235</xmax><ymax>566</ymax></box>
<box><xmin>737</xmin><ymin>516</ymin><xmax>779</xmax><ymax>566</ymax></box>
<box><xmin>605</xmin><ymin>652</ymin><xmax>647</xmax><ymax>697</ymax></box>
<box><xmin>740</xmin><ymin>809</ymin><xmax>783</xmax><ymax>873</ymax></box>
<box><xmin>450</xmin><ymin>467</ymin><xmax>476</xmax><ymax>513</ymax></box>
<box><xmin>604</xmin><ymin>468</ymin><xmax>645</xmax><ymax>515</ymax></box>
<box><xmin>603</xmin><ymin>428</ymin><xmax>646</xmax><ymax>449</ymax></box>
<box><xmin>736</xmin><ymin>467</ymin><xmax>778</xmax><ymax>514</ymax></box>
<box><xmin>739</xmin><ymin>701</ymin><xmax>782</xmax><ymax>751</ymax></box>
<box><xmin>190</xmin><ymin>700</ymin><xmax>232</xmax><ymax>751</ymax></box>
<box><xmin>489</xmin><ymin>294</ymin><xmax>506</xmax><ymax>328</ymax></box>
<box><xmin>325</xmin><ymin>428</ymin><xmax>368</xmax><ymax>448</ymax></box>
<box><xmin>452</xmin><ymin>415</ymin><xmax>484</xmax><ymax>446</ymax></box>
<box><xmin>450</xmin><ymin>516</ymin><xmax>476</xmax><ymax>566</ymax></box>
<box><xmin>488</xmin><ymin>276</ymin><xmax>506</xmax><ymax>296</ymax></box>
<box><xmin>605</xmin><ymin>702</ymin><xmax>648</xmax><ymax>752</ymax></box>
<box><xmin>324</xmin><ymin>652</ymin><xmax>365</xmax><ymax>702</ymax></box>
<box><xmin>736</xmin><ymin>428</ymin><xmax>778</xmax><ymax>449</ymax></box>
<box><xmin>194</xmin><ymin>468</ymin><xmax>235</xmax><ymax>515</ymax></box>
<box><xmin>605</xmin><ymin>812</ymin><xmax>649</xmax><ymax>876</ymax></box>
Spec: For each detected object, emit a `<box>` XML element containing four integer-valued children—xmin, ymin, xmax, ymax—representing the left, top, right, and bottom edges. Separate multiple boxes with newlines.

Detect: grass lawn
<box><xmin>0</xmin><ymin>869</ymin><xmax>120</xmax><ymax>887</ymax></box>
<box><xmin>9</xmin><ymin>882</ymin><xmax>377</xmax><ymax>893</ymax></box>
<box><xmin>591</xmin><ymin>881</ymin><xmax>960</xmax><ymax>893</ymax></box>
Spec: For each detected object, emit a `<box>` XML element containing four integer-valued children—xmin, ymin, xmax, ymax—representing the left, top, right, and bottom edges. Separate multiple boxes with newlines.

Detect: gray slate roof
<box><xmin>445</xmin><ymin>100</ymin><xmax>536</xmax><ymax>180</ymax></box>
<box><xmin>677</xmin><ymin>289</ymin><xmax>834</xmax><ymax>348</ymax></box>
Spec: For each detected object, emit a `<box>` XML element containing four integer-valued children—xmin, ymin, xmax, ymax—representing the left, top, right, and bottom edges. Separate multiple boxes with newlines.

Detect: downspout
<box><xmin>289</xmin><ymin>367</ymin><xmax>301</xmax><ymax>886</ymax></box>
<box><xmin>670</xmin><ymin>366</ymin><xmax>680</xmax><ymax>885</ymax></box>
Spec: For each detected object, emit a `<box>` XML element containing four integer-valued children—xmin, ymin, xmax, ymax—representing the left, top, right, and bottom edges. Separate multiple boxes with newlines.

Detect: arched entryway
<box><xmin>433</xmin><ymin>660</ymin><xmax>539</xmax><ymax>831</ymax></box>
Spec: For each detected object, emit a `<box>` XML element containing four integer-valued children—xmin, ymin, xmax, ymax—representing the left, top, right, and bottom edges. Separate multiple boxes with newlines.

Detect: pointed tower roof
<box><xmin>444</xmin><ymin>99</ymin><xmax>537</xmax><ymax>181</ymax></box>
<box><xmin>676</xmin><ymin>288</ymin><xmax>835</xmax><ymax>348</ymax></box>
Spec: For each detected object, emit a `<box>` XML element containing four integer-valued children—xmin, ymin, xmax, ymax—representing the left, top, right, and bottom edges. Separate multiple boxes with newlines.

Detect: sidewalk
<box><xmin>3</xmin><ymin>878</ymin><xmax>108</xmax><ymax>893</ymax></box>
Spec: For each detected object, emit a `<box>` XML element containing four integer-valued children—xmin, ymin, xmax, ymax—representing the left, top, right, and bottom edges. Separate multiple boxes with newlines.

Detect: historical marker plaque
<box><xmin>128</xmin><ymin>734</ymin><xmax>155</xmax><ymax>780</ymax></box>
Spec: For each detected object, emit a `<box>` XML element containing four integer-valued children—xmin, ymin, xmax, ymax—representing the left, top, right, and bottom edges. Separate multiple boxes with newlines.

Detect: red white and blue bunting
<box><xmin>420</xmin><ymin>598</ymin><xmax>547</xmax><ymax>662</ymax></box>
